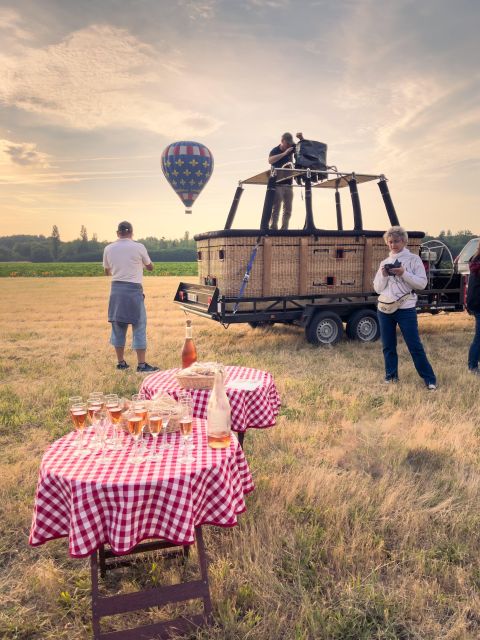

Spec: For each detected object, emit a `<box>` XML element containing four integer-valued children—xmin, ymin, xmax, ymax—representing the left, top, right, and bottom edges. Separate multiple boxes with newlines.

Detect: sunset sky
<box><xmin>1</xmin><ymin>0</ymin><xmax>479</xmax><ymax>242</ymax></box>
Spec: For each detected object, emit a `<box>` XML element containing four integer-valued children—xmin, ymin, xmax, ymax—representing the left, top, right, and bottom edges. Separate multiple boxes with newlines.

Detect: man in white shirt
<box><xmin>103</xmin><ymin>221</ymin><xmax>159</xmax><ymax>372</ymax></box>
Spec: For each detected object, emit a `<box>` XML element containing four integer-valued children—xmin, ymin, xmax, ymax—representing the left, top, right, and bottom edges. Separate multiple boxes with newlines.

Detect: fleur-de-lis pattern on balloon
<box><xmin>161</xmin><ymin>141</ymin><xmax>214</xmax><ymax>213</ymax></box>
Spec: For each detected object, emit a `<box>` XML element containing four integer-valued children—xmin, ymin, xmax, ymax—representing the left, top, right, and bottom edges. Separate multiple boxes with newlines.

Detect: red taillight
<box><xmin>179</xmin><ymin>291</ymin><xmax>185</xmax><ymax>301</ymax></box>
<box><xmin>208</xmin><ymin>296</ymin><xmax>212</xmax><ymax>305</ymax></box>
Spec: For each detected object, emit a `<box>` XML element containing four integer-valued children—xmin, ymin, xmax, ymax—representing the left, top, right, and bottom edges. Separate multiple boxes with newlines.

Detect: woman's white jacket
<box><xmin>373</xmin><ymin>248</ymin><xmax>428</xmax><ymax>310</ymax></box>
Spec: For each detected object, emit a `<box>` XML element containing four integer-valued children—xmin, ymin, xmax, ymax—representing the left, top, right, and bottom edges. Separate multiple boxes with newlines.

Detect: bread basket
<box><xmin>175</xmin><ymin>362</ymin><xmax>221</xmax><ymax>390</ymax></box>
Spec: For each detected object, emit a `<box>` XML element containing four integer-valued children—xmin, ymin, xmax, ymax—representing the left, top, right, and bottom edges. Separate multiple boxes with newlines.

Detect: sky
<box><xmin>0</xmin><ymin>0</ymin><xmax>479</xmax><ymax>242</ymax></box>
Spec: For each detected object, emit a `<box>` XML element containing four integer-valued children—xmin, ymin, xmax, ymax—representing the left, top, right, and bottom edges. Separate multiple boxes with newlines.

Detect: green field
<box><xmin>0</xmin><ymin>261</ymin><xmax>198</xmax><ymax>277</ymax></box>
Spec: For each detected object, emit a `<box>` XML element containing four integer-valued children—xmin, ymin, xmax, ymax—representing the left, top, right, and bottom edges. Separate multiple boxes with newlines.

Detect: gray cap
<box><xmin>117</xmin><ymin>221</ymin><xmax>133</xmax><ymax>233</ymax></box>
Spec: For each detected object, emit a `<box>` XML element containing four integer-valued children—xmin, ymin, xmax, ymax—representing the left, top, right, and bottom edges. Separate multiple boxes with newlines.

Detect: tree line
<box><xmin>0</xmin><ymin>226</ymin><xmax>197</xmax><ymax>262</ymax></box>
<box><xmin>0</xmin><ymin>226</ymin><xmax>477</xmax><ymax>263</ymax></box>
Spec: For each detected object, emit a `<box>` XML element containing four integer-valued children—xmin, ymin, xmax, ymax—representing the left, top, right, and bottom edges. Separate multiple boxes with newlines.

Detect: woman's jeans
<box><xmin>378</xmin><ymin>307</ymin><xmax>436</xmax><ymax>385</ymax></box>
<box><xmin>468</xmin><ymin>311</ymin><xmax>480</xmax><ymax>370</ymax></box>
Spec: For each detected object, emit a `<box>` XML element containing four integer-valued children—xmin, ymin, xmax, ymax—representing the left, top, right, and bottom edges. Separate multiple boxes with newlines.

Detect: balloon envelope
<box><xmin>161</xmin><ymin>141</ymin><xmax>214</xmax><ymax>213</ymax></box>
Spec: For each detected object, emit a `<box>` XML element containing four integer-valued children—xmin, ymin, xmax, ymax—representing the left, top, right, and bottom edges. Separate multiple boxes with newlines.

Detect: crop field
<box><xmin>0</xmin><ymin>262</ymin><xmax>197</xmax><ymax>278</ymax></box>
<box><xmin>1</xmin><ymin>277</ymin><xmax>480</xmax><ymax>639</ymax></box>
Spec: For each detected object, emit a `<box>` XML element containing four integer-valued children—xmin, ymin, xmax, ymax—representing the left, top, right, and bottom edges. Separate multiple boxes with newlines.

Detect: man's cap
<box><xmin>281</xmin><ymin>132</ymin><xmax>294</xmax><ymax>144</ymax></box>
<box><xmin>117</xmin><ymin>221</ymin><xmax>133</xmax><ymax>233</ymax></box>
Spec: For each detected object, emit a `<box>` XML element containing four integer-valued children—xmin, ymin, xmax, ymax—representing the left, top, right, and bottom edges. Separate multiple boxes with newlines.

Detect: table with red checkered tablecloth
<box><xmin>29</xmin><ymin>420</ymin><xmax>254</xmax><ymax>638</ymax></box>
<box><xmin>29</xmin><ymin>419</ymin><xmax>254</xmax><ymax>557</ymax></box>
<box><xmin>140</xmin><ymin>366</ymin><xmax>281</xmax><ymax>434</ymax></box>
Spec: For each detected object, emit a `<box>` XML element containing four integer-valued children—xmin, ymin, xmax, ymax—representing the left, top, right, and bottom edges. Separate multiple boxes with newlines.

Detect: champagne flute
<box><xmin>179</xmin><ymin>400</ymin><xmax>195</xmax><ymax>464</ymax></box>
<box><xmin>93</xmin><ymin>408</ymin><xmax>108</xmax><ymax>462</ymax></box>
<box><xmin>69</xmin><ymin>400</ymin><xmax>88</xmax><ymax>455</ymax></box>
<box><xmin>158</xmin><ymin>408</ymin><xmax>172</xmax><ymax>451</ymax></box>
<box><xmin>105</xmin><ymin>393</ymin><xmax>123</xmax><ymax>450</ymax></box>
<box><xmin>148</xmin><ymin>402</ymin><xmax>163</xmax><ymax>458</ymax></box>
<box><xmin>179</xmin><ymin>393</ymin><xmax>195</xmax><ymax>452</ymax></box>
<box><xmin>127</xmin><ymin>410</ymin><xmax>145</xmax><ymax>464</ymax></box>
<box><xmin>132</xmin><ymin>394</ymin><xmax>148</xmax><ymax>452</ymax></box>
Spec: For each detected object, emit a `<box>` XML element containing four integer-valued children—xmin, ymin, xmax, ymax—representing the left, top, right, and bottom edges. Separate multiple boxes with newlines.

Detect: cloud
<box><xmin>0</xmin><ymin>138</ymin><xmax>51</xmax><ymax>168</ymax></box>
<box><xmin>179</xmin><ymin>0</ymin><xmax>217</xmax><ymax>20</ymax></box>
<box><xmin>0</xmin><ymin>23</ymin><xmax>222</xmax><ymax>136</ymax></box>
<box><xmin>0</xmin><ymin>7</ymin><xmax>33</xmax><ymax>40</ymax></box>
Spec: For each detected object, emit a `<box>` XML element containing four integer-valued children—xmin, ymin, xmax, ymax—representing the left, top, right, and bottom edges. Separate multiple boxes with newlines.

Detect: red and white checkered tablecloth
<box><xmin>140</xmin><ymin>366</ymin><xmax>281</xmax><ymax>433</ymax></box>
<box><xmin>29</xmin><ymin>420</ymin><xmax>254</xmax><ymax>558</ymax></box>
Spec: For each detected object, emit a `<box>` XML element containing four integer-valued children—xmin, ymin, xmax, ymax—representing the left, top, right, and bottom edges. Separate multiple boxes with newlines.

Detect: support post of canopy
<box><xmin>335</xmin><ymin>183</ymin><xmax>343</xmax><ymax>231</ymax></box>
<box><xmin>303</xmin><ymin>172</ymin><xmax>316</xmax><ymax>233</ymax></box>
<box><xmin>259</xmin><ymin>171</ymin><xmax>278</xmax><ymax>232</ymax></box>
<box><xmin>378</xmin><ymin>176</ymin><xmax>400</xmax><ymax>226</ymax></box>
<box><xmin>348</xmin><ymin>174</ymin><xmax>363</xmax><ymax>230</ymax></box>
<box><xmin>224</xmin><ymin>184</ymin><xmax>244</xmax><ymax>230</ymax></box>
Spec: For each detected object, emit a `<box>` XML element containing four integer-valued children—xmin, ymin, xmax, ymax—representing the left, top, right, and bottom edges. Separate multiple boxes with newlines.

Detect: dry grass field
<box><xmin>1</xmin><ymin>277</ymin><xmax>479</xmax><ymax>639</ymax></box>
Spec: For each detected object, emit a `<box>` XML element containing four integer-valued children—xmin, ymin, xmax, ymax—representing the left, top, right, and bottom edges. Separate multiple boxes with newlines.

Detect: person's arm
<box><xmin>373</xmin><ymin>264</ymin><xmax>389</xmax><ymax>293</ymax></box>
<box><xmin>268</xmin><ymin>147</ymin><xmax>295</xmax><ymax>165</ymax></box>
<box><xmin>141</xmin><ymin>245</ymin><xmax>154</xmax><ymax>271</ymax></box>
<box><xmin>102</xmin><ymin>248</ymin><xmax>111</xmax><ymax>276</ymax></box>
<box><xmin>392</xmin><ymin>256</ymin><xmax>428</xmax><ymax>290</ymax></box>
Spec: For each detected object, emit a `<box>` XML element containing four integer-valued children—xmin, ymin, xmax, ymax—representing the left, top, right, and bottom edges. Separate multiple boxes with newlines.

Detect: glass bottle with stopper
<box><xmin>207</xmin><ymin>367</ymin><xmax>231</xmax><ymax>449</ymax></box>
<box><xmin>181</xmin><ymin>318</ymin><xmax>197</xmax><ymax>368</ymax></box>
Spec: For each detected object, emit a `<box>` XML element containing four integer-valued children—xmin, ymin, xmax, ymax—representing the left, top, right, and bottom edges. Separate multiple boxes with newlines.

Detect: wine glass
<box><xmin>179</xmin><ymin>399</ymin><xmax>195</xmax><ymax>464</ymax></box>
<box><xmin>105</xmin><ymin>394</ymin><xmax>123</xmax><ymax>450</ymax></box>
<box><xmin>147</xmin><ymin>402</ymin><xmax>163</xmax><ymax>458</ymax></box>
<box><xmin>179</xmin><ymin>393</ymin><xmax>195</xmax><ymax>452</ymax></box>
<box><xmin>126</xmin><ymin>409</ymin><xmax>145</xmax><ymax>464</ymax></box>
<box><xmin>157</xmin><ymin>408</ymin><xmax>173</xmax><ymax>451</ymax></box>
<box><xmin>132</xmin><ymin>394</ymin><xmax>148</xmax><ymax>453</ymax></box>
<box><xmin>93</xmin><ymin>408</ymin><xmax>108</xmax><ymax>462</ymax></box>
<box><xmin>69</xmin><ymin>400</ymin><xmax>89</xmax><ymax>456</ymax></box>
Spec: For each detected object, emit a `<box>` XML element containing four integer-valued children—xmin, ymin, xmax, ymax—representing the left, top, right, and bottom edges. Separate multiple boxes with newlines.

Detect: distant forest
<box><xmin>0</xmin><ymin>226</ymin><xmax>477</xmax><ymax>263</ymax></box>
<box><xmin>0</xmin><ymin>226</ymin><xmax>196</xmax><ymax>262</ymax></box>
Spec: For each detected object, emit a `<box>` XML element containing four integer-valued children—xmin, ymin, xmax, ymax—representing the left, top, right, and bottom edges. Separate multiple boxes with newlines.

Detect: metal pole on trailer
<box><xmin>377</xmin><ymin>176</ymin><xmax>400</xmax><ymax>226</ymax></box>
<box><xmin>260</xmin><ymin>171</ymin><xmax>278</xmax><ymax>231</ymax></box>
<box><xmin>335</xmin><ymin>183</ymin><xmax>343</xmax><ymax>230</ymax></box>
<box><xmin>303</xmin><ymin>171</ymin><xmax>317</xmax><ymax>233</ymax></box>
<box><xmin>348</xmin><ymin>173</ymin><xmax>363</xmax><ymax>230</ymax></box>
<box><xmin>224</xmin><ymin>183</ymin><xmax>245</xmax><ymax>230</ymax></box>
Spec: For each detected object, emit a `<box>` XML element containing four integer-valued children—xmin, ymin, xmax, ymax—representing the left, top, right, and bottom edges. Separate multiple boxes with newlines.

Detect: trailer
<box><xmin>174</xmin><ymin>165</ymin><xmax>466</xmax><ymax>345</ymax></box>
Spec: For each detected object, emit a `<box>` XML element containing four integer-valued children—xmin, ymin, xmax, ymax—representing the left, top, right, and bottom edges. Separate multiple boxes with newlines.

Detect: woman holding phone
<box><xmin>374</xmin><ymin>226</ymin><xmax>437</xmax><ymax>390</ymax></box>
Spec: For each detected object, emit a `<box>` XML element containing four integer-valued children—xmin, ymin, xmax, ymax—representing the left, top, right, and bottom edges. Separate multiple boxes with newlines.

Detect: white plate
<box><xmin>227</xmin><ymin>380</ymin><xmax>261</xmax><ymax>391</ymax></box>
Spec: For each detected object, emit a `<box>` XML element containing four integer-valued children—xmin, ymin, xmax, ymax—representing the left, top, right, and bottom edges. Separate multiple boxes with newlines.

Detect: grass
<box><xmin>0</xmin><ymin>277</ymin><xmax>479</xmax><ymax>639</ymax></box>
<box><xmin>0</xmin><ymin>262</ymin><xmax>197</xmax><ymax>277</ymax></box>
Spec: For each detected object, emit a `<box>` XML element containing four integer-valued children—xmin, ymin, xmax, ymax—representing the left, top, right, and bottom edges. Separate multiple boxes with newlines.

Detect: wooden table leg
<box><xmin>195</xmin><ymin>526</ymin><xmax>213</xmax><ymax>622</ymax></box>
<box><xmin>89</xmin><ymin>530</ymin><xmax>212</xmax><ymax>638</ymax></box>
<box><xmin>90</xmin><ymin>550</ymin><xmax>101</xmax><ymax>640</ymax></box>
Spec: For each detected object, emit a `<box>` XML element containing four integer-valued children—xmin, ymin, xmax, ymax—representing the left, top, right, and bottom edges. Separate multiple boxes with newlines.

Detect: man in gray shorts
<box><xmin>103</xmin><ymin>221</ymin><xmax>159</xmax><ymax>372</ymax></box>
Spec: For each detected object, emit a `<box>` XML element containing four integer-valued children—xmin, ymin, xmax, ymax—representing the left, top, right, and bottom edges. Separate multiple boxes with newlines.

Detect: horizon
<box><xmin>0</xmin><ymin>0</ymin><xmax>479</xmax><ymax>240</ymax></box>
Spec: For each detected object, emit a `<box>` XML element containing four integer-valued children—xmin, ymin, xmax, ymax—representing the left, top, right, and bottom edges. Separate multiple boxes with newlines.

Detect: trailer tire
<box><xmin>306</xmin><ymin>311</ymin><xmax>343</xmax><ymax>345</ymax></box>
<box><xmin>248</xmin><ymin>321</ymin><xmax>272</xmax><ymax>329</ymax></box>
<box><xmin>346</xmin><ymin>310</ymin><xmax>380</xmax><ymax>342</ymax></box>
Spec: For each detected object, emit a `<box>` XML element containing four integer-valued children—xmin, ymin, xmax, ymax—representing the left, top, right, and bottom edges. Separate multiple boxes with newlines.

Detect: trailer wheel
<box><xmin>248</xmin><ymin>321</ymin><xmax>270</xmax><ymax>329</ymax></box>
<box><xmin>305</xmin><ymin>312</ymin><xmax>343</xmax><ymax>345</ymax></box>
<box><xmin>346</xmin><ymin>310</ymin><xmax>380</xmax><ymax>342</ymax></box>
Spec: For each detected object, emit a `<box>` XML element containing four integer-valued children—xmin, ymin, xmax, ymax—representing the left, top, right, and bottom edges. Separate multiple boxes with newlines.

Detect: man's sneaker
<box><xmin>136</xmin><ymin>362</ymin><xmax>159</xmax><ymax>373</ymax></box>
<box><xmin>384</xmin><ymin>377</ymin><xmax>399</xmax><ymax>384</ymax></box>
<box><xmin>468</xmin><ymin>368</ymin><xmax>480</xmax><ymax>376</ymax></box>
<box><xmin>116</xmin><ymin>360</ymin><xmax>129</xmax><ymax>370</ymax></box>
<box><xmin>427</xmin><ymin>383</ymin><xmax>437</xmax><ymax>391</ymax></box>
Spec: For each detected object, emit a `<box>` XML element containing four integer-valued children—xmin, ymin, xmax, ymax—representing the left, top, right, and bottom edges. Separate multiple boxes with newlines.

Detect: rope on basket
<box><xmin>231</xmin><ymin>235</ymin><xmax>264</xmax><ymax>315</ymax></box>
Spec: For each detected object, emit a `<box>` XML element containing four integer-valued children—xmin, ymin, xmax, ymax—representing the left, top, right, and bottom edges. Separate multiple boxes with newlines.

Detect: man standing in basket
<box><xmin>103</xmin><ymin>221</ymin><xmax>159</xmax><ymax>372</ymax></box>
<box><xmin>268</xmin><ymin>132</ymin><xmax>296</xmax><ymax>230</ymax></box>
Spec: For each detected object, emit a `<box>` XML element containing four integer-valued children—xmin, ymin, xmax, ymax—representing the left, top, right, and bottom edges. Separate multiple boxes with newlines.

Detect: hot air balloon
<box><xmin>161</xmin><ymin>141</ymin><xmax>214</xmax><ymax>214</ymax></box>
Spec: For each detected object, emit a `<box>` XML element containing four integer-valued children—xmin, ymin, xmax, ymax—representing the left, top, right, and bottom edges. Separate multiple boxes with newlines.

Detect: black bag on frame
<box><xmin>294</xmin><ymin>139</ymin><xmax>328</xmax><ymax>183</ymax></box>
